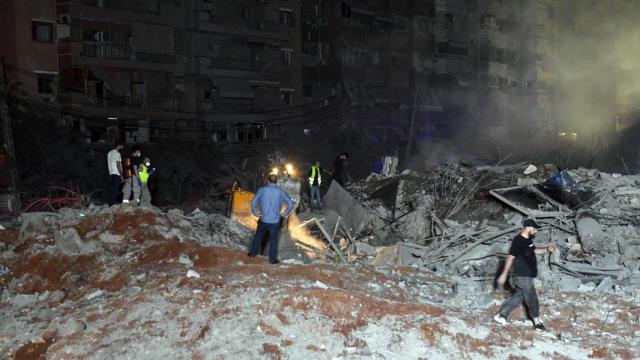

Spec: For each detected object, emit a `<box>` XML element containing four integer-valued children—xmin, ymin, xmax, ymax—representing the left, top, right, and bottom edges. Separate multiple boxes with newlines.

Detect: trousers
<box><xmin>140</xmin><ymin>183</ymin><xmax>152</xmax><ymax>206</ymax></box>
<box><xmin>109</xmin><ymin>175</ymin><xmax>121</xmax><ymax>206</ymax></box>
<box><xmin>122</xmin><ymin>176</ymin><xmax>141</xmax><ymax>203</ymax></box>
<box><xmin>310</xmin><ymin>185</ymin><xmax>322</xmax><ymax>209</ymax></box>
<box><xmin>249</xmin><ymin>220</ymin><xmax>280</xmax><ymax>263</ymax></box>
<box><xmin>499</xmin><ymin>276</ymin><xmax>540</xmax><ymax>319</ymax></box>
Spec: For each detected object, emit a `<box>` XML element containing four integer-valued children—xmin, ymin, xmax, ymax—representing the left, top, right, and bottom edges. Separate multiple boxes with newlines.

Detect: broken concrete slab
<box><xmin>324</xmin><ymin>180</ymin><xmax>378</xmax><ymax>233</ymax></box>
<box><xmin>371</xmin><ymin>242</ymin><xmax>428</xmax><ymax>266</ymax></box>
<box><xmin>54</xmin><ymin>228</ymin><xmax>102</xmax><ymax>255</ymax></box>
<box><xmin>575</xmin><ymin>208</ymin><xmax>612</xmax><ymax>253</ymax></box>
<box><xmin>354</xmin><ymin>241</ymin><xmax>377</xmax><ymax>257</ymax></box>
<box><xmin>46</xmin><ymin>317</ymin><xmax>86</xmax><ymax>337</ymax></box>
<box><xmin>594</xmin><ymin>277</ymin><xmax>614</xmax><ymax>293</ymax></box>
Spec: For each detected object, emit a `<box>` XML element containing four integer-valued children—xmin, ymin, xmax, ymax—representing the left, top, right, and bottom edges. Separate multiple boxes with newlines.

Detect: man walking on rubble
<box><xmin>122</xmin><ymin>146</ymin><xmax>143</xmax><ymax>204</ymax></box>
<box><xmin>107</xmin><ymin>143</ymin><xmax>124</xmax><ymax>206</ymax></box>
<box><xmin>494</xmin><ymin>219</ymin><xmax>556</xmax><ymax>331</ymax></box>
<box><xmin>248</xmin><ymin>174</ymin><xmax>294</xmax><ymax>264</ymax></box>
<box><xmin>308</xmin><ymin>160</ymin><xmax>323</xmax><ymax>210</ymax></box>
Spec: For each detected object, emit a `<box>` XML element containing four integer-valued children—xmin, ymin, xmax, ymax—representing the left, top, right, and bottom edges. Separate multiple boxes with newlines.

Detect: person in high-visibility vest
<box><xmin>138</xmin><ymin>157</ymin><xmax>155</xmax><ymax>207</ymax></box>
<box><xmin>307</xmin><ymin>160</ymin><xmax>323</xmax><ymax>210</ymax></box>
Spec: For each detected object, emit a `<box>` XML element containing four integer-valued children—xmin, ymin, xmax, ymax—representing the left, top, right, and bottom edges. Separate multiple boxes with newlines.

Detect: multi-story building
<box><xmin>0</xmin><ymin>0</ymin><xmax>58</xmax><ymax>100</ymax></box>
<box><xmin>1</xmin><ymin>0</ymin><xmax>302</xmax><ymax>145</ymax></box>
<box><xmin>300</xmin><ymin>0</ymin><xmax>553</xmax><ymax>156</ymax></box>
<box><xmin>300</xmin><ymin>0</ymin><xmax>435</xmax><ymax>152</ymax></box>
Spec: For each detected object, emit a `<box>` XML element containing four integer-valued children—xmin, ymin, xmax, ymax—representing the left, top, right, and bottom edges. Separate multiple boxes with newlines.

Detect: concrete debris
<box><xmin>46</xmin><ymin>317</ymin><xmax>86</xmax><ymax>337</ymax></box>
<box><xmin>9</xmin><ymin>294</ymin><xmax>38</xmax><ymax>307</ymax></box>
<box><xmin>313</xmin><ymin>280</ymin><xmax>329</xmax><ymax>289</ymax></box>
<box><xmin>178</xmin><ymin>254</ymin><xmax>194</xmax><ymax>267</ymax></box>
<box><xmin>575</xmin><ymin>208</ymin><xmax>612</xmax><ymax>253</ymax></box>
<box><xmin>54</xmin><ymin>227</ymin><xmax>102</xmax><ymax>255</ymax></box>
<box><xmin>324</xmin><ymin>164</ymin><xmax>640</xmax><ymax>293</ymax></box>
<box><xmin>0</xmin><ymin>165</ymin><xmax>640</xmax><ymax>358</ymax></box>
<box><xmin>85</xmin><ymin>290</ymin><xmax>104</xmax><ymax>301</ymax></box>
<box><xmin>594</xmin><ymin>276</ymin><xmax>614</xmax><ymax>293</ymax></box>
<box><xmin>186</xmin><ymin>270</ymin><xmax>201</xmax><ymax>279</ymax></box>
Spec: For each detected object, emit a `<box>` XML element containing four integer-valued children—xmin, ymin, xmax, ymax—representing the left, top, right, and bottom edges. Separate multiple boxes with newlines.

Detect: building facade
<box><xmin>0</xmin><ymin>0</ymin><xmax>59</xmax><ymax>99</ymax></box>
<box><xmin>300</xmin><ymin>0</ymin><xmax>553</xmax><ymax>155</ymax></box>
<box><xmin>1</xmin><ymin>0</ymin><xmax>302</xmax><ymax>145</ymax></box>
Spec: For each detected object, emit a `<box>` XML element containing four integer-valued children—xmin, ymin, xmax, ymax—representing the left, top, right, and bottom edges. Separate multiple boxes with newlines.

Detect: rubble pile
<box><xmin>1</xmin><ymin>164</ymin><xmax>640</xmax><ymax>358</ymax></box>
<box><xmin>0</xmin><ymin>203</ymin><xmax>639</xmax><ymax>359</ymax></box>
<box><xmin>313</xmin><ymin>164</ymin><xmax>640</xmax><ymax>294</ymax></box>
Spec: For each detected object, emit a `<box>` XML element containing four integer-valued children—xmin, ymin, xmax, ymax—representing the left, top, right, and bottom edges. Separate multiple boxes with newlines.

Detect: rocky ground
<box><xmin>1</xmin><ymin>205</ymin><xmax>639</xmax><ymax>359</ymax></box>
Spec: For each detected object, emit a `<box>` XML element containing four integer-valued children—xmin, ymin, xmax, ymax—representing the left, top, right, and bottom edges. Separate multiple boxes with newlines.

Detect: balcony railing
<box><xmin>81</xmin><ymin>41</ymin><xmax>132</xmax><ymax>61</ymax></box>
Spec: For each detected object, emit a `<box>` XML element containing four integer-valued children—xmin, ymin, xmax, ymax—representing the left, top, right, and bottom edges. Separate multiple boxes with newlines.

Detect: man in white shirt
<box><xmin>107</xmin><ymin>144</ymin><xmax>124</xmax><ymax>205</ymax></box>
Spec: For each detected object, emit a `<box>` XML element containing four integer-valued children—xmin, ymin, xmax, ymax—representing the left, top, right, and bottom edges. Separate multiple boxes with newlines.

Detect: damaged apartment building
<box><xmin>300</xmin><ymin>0</ymin><xmax>553</xmax><ymax>154</ymax></box>
<box><xmin>1</xmin><ymin>0</ymin><xmax>302</xmax><ymax>145</ymax></box>
<box><xmin>2</xmin><ymin>0</ymin><xmax>552</xmax><ymax>150</ymax></box>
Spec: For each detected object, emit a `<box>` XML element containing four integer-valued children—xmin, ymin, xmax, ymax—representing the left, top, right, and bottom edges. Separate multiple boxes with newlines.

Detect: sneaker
<box><xmin>493</xmin><ymin>314</ymin><xmax>509</xmax><ymax>325</ymax></box>
<box><xmin>534</xmin><ymin>323</ymin><xmax>546</xmax><ymax>332</ymax></box>
<box><xmin>270</xmin><ymin>260</ymin><xmax>280</xmax><ymax>265</ymax></box>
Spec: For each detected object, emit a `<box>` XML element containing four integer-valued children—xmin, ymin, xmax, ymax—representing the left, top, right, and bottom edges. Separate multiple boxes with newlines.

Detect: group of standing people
<box><xmin>107</xmin><ymin>143</ymin><xmax>154</xmax><ymax>206</ymax></box>
<box><xmin>248</xmin><ymin>152</ymin><xmax>351</xmax><ymax>264</ymax></box>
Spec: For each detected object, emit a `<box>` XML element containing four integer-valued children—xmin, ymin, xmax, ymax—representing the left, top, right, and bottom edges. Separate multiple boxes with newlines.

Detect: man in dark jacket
<box><xmin>494</xmin><ymin>219</ymin><xmax>556</xmax><ymax>331</ymax></box>
<box><xmin>332</xmin><ymin>152</ymin><xmax>350</xmax><ymax>186</ymax></box>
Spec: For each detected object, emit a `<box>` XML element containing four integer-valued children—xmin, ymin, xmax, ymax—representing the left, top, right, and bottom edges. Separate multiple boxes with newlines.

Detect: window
<box><xmin>32</xmin><ymin>21</ymin><xmax>53</xmax><ymax>43</ymax></box>
<box><xmin>203</xmin><ymin>0</ymin><xmax>213</xmax><ymax>13</ymax></box>
<box><xmin>303</xmin><ymin>85</ymin><xmax>312</xmax><ymax>98</ymax></box>
<box><xmin>341</xmin><ymin>2</ymin><xmax>351</xmax><ymax>19</ymax></box>
<box><xmin>235</xmin><ymin>122</ymin><xmax>266</xmax><ymax>143</ymax></box>
<box><xmin>280</xmin><ymin>90</ymin><xmax>292</xmax><ymax>106</ymax></box>
<box><xmin>279</xmin><ymin>9</ymin><xmax>292</xmax><ymax>25</ymax></box>
<box><xmin>372</xmin><ymin>51</ymin><xmax>380</xmax><ymax>65</ymax></box>
<box><xmin>37</xmin><ymin>75</ymin><xmax>54</xmax><ymax>94</ymax></box>
<box><xmin>282</xmin><ymin>48</ymin><xmax>293</xmax><ymax>66</ymax></box>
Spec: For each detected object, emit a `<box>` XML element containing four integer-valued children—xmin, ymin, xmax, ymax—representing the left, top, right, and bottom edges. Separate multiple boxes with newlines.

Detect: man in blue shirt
<box><xmin>248</xmin><ymin>174</ymin><xmax>295</xmax><ymax>264</ymax></box>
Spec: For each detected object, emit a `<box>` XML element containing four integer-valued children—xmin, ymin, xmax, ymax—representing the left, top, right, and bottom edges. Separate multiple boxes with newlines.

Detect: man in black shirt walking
<box><xmin>494</xmin><ymin>219</ymin><xmax>556</xmax><ymax>331</ymax></box>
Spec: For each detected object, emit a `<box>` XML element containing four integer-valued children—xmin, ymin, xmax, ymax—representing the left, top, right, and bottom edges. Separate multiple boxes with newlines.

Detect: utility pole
<box><xmin>404</xmin><ymin>86</ymin><xmax>420</xmax><ymax>167</ymax></box>
<box><xmin>0</xmin><ymin>57</ymin><xmax>20</xmax><ymax>213</ymax></box>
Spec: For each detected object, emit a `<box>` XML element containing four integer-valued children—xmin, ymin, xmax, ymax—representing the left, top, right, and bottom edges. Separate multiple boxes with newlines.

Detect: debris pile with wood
<box><xmin>311</xmin><ymin>163</ymin><xmax>640</xmax><ymax>294</ymax></box>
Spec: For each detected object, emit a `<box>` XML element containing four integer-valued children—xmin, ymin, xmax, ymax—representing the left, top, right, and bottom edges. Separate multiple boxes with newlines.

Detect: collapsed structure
<box><xmin>313</xmin><ymin>162</ymin><xmax>640</xmax><ymax>293</ymax></box>
<box><xmin>0</xmin><ymin>162</ymin><xmax>639</xmax><ymax>359</ymax></box>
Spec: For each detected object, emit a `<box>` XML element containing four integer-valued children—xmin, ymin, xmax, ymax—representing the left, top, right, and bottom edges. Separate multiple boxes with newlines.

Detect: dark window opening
<box><xmin>341</xmin><ymin>2</ymin><xmax>351</xmax><ymax>19</ymax></box>
<box><xmin>237</xmin><ymin>122</ymin><xmax>266</xmax><ymax>143</ymax></box>
<box><xmin>212</xmin><ymin>128</ymin><xmax>227</xmax><ymax>143</ymax></box>
<box><xmin>37</xmin><ymin>75</ymin><xmax>55</xmax><ymax>94</ymax></box>
<box><xmin>437</xmin><ymin>42</ymin><xmax>468</xmax><ymax>57</ymax></box>
<box><xmin>444</xmin><ymin>14</ymin><xmax>453</xmax><ymax>25</ymax></box>
<box><xmin>280</xmin><ymin>10</ymin><xmax>292</xmax><ymax>25</ymax></box>
<box><xmin>303</xmin><ymin>85</ymin><xmax>312</xmax><ymax>97</ymax></box>
<box><xmin>282</xmin><ymin>49</ymin><xmax>293</xmax><ymax>66</ymax></box>
<box><xmin>281</xmin><ymin>91</ymin><xmax>292</xmax><ymax>106</ymax></box>
<box><xmin>32</xmin><ymin>21</ymin><xmax>53</xmax><ymax>43</ymax></box>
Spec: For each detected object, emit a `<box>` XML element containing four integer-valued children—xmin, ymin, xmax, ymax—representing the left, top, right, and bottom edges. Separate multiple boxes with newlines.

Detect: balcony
<box><xmin>60</xmin><ymin>91</ymin><xmax>180</xmax><ymax>112</ymax></box>
<box><xmin>81</xmin><ymin>41</ymin><xmax>132</xmax><ymax>61</ymax></box>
